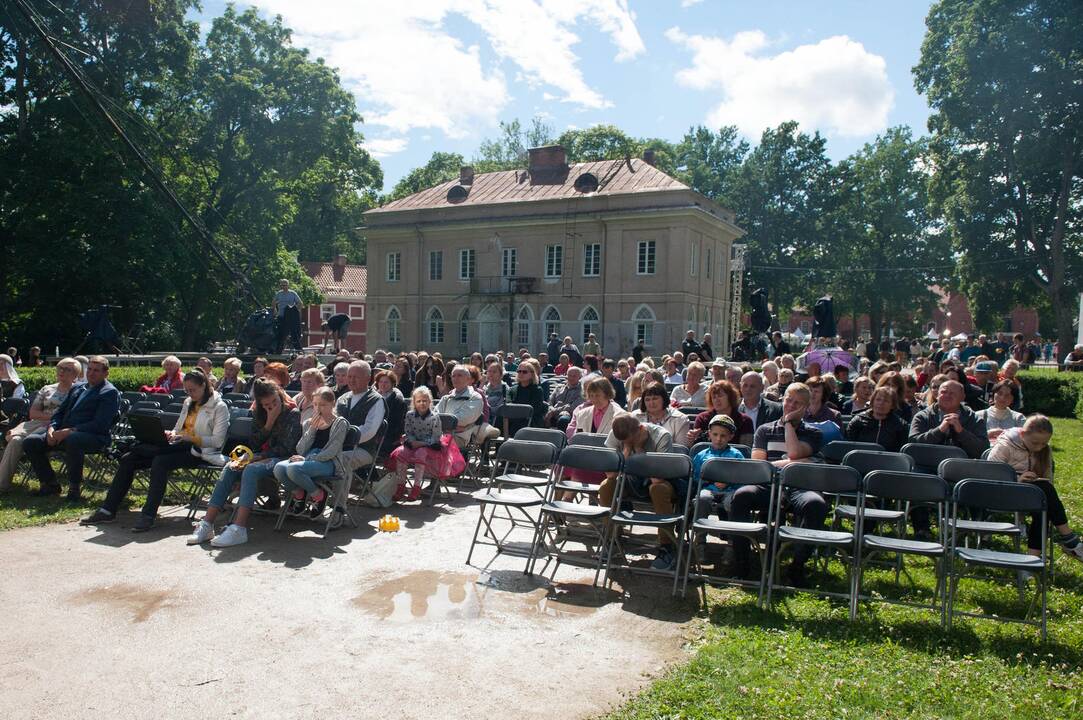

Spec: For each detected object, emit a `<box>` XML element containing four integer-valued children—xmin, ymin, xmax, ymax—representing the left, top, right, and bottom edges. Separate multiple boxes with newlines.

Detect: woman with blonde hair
<box><xmin>988</xmin><ymin>415</ymin><xmax>1083</xmax><ymax>562</ymax></box>
<box><xmin>218</xmin><ymin>357</ymin><xmax>245</xmax><ymax>394</ymax></box>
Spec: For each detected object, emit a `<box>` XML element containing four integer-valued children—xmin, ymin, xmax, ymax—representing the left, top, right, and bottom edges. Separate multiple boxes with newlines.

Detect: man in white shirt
<box><xmin>436</xmin><ymin>366</ymin><xmax>484</xmax><ymax>448</ymax></box>
<box><xmin>738</xmin><ymin>371</ymin><xmax>783</xmax><ymax>429</ymax></box>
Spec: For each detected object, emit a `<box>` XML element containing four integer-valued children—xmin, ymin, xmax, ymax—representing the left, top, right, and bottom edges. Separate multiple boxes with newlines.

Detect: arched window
<box><xmin>516</xmin><ymin>305</ymin><xmax>533</xmax><ymax>349</ymax></box>
<box><xmin>426</xmin><ymin>307</ymin><xmax>444</xmax><ymax>344</ymax></box>
<box><xmin>633</xmin><ymin>304</ymin><xmax>655</xmax><ymax>347</ymax></box>
<box><xmin>458</xmin><ymin>308</ymin><xmax>469</xmax><ymax>346</ymax></box>
<box><xmin>386</xmin><ymin>306</ymin><xmax>401</xmax><ymax>345</ymax></box>
<box><xmin>579</xmin><ymin>306</ymin><xmax>599</xmax><ymax>344</ymax></box>
<box><xmin>542</xmin><ymin>306</ymin><xmax>561</xmax><ymax>341</ymax></box>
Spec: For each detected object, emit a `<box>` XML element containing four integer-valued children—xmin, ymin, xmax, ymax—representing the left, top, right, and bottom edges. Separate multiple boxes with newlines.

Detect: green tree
<box><xmin>673</xmin><ymin>125</ymin><xmax>749</xmax><ymax>202</ymax></box>
<box><xmin>473</xmin><ymin>117</ymin><xmax>554</xmax><ymax>172</ymax></box>
<box><xmin>556</xmin><ymin>124</ymin><xmax>641</xmax><ymax>163</ymax></box>
<box><xmin>915</xmin><ymin>0</ymin><xmax>1083</xmax><ymax>360</ymax></box>
<box><xmin>386</xmin><ymin>151</ymin><xmax>465</xmax><ymax>201</ymax></box>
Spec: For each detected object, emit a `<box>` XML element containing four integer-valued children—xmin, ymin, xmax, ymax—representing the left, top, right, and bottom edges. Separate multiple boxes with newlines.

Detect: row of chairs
<box><xmin>466</xmin><ymin>434</ymin><xmax>1051</xmax><ymax>640</ymax></box>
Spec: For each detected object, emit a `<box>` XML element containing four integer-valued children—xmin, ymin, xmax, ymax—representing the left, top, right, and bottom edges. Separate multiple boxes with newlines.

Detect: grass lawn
<box><xmin>604</xmin><ymin>417</ymin><xmax>1083</xmax><ymax>719</ymax></box>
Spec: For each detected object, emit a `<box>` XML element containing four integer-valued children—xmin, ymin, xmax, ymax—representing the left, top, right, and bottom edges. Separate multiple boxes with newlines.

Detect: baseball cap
<box><xmin>708</xmin><ymin>414</ymin><xmax>737</xmax><ymax>433</ymax></box>
<box><xmin>974</xmin><ymin>361</ymin><xmax>998</xmax><ymax>373</ymax></box>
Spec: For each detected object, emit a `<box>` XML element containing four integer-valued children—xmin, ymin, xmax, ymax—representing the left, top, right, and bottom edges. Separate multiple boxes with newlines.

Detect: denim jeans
<box><xmin>273</xmin><ymin>458</ymin><xmax>335</xmax><ymax>494</ymax></box>
<box><xmin>208</xmin><ymin>458</ymin><xmax>280</xmax><ymax>510</ymax></box>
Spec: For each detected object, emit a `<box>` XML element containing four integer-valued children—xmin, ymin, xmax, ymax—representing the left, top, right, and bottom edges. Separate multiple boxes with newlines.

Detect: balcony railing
<box><xmin>468</xmin><ymin>276</ymin><xmax>539</xmax><ymax>295</ymax></box>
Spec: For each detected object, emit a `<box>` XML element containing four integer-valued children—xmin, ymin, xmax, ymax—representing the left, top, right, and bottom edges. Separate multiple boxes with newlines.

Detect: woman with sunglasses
<box><xmin>507</xmin><ymin>362</ymin><xmax>546</xmax><ymax>436</ymax></box>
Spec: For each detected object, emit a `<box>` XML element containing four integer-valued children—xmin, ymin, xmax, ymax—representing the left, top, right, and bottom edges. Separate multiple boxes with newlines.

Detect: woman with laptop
<box><xmin>81</xmin><ymin>368</ymin><xmax>229</xmax><ymax>532</ymax></box>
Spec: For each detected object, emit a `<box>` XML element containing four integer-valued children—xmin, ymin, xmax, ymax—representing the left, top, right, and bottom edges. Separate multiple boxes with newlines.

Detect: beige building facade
<box><xmin>363</xmin><ymin>147</ymin><xmax>745</xmax><ymax>359</ymax></box>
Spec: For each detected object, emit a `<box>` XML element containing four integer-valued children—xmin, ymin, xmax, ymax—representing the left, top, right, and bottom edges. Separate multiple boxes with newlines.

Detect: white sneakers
<box><xmin>210</xmin><ymin>524</ymin><xmax>248</xmax><ymax>547</ymax></box>
<box><xmin>187</xmin><ymin>519</ymin><xmax>214</xmax><ymax>545</ymax></box>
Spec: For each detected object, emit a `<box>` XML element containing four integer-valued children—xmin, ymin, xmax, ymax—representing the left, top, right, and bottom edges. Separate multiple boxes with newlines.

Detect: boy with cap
<box><xmin>691</xmin><ymin>415</ymin><xmax>746</xmax><ymax>522</ymax></box>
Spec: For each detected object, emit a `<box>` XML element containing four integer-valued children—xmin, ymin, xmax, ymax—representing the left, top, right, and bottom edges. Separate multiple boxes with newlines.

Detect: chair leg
<box><xmin>464</xmin><ymin>502</ymin><xmax>488</xmax><ymax>566</ymax></box>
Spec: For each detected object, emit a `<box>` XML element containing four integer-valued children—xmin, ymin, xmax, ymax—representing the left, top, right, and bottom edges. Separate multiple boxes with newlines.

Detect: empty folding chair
<box><xmin>170</xmin><ymin>389</ymin><xmax>188</xmax><ymax>401</ymax></box>
<box><xmin>767</xmin><ymin>463</ymin><xmax>863</xmax><ymax>612</ymax></box>
<box><xmin>901</xmin><ymin>442</ymin><xmax>967</xmax><ymax>474</ymax></box>
<box><xmin>938</xmin><ymin>457</ymin><xmax>1023</xmax><ymax>549</ymax></box>
<box><xmin>527</xmin><ymin>445</ymin><xmax>624</xmax><ymax>585</ymax></box>
<box><xmin>223</xmin><ymin>392</ymin><xmax>250</xmax><ymax>404</ymax></box>
<box><xmin>466</xmin><ymin>439</ymin><xmax>558</xmax><ymax>566</ymax></box>
<box><xmin>166</xmin><ymin>402</ymin><xmax>185</xmax><ymax>414</ymax></box>
<box><xmin>834</xmin><ymin>450</ymin><xmax>914</xmax><ymax>531</ymax></box>
<box><xmin>672</xmin><ymin>445</ymin><xmax>691</xmax><ymax>456</ymax></box>
<box><xmin>947</xmin><ymin>479</ymin><xmax>1048</xmax><ymax>641</ymax></box>
<box><xmin>133</xmin><ymin>400</ymin><xmax>162</xmax><ymax>413</ymax></box>
<box><xmin>568</xmin><ymin>432</ymin><xmax>607</xmax><ymax>448</ymax></box>
<box><xmin>681</xmin><ymin>457</ymin><xmax>776</xmax><ymax>606</ymax></box>
<box><xmin>514</xmin><ymin>427</ymin><xmax>568</xmax><ymax>453</ymax></box>
<box><xmin>603</xmin><ymin>452</ymin><xmax>694</xmax><ymax>595</ymax></box>
<box><xmin>855</xmin><ymin>471</ymin><xmax>949</xmax><ymax>624</ymax></box>
<box><xmin>120</xmin><ymin>391</ymin><xmax>146</xmax><ymax>406</ymax></box>
<box><xmin>821</xmin><ymin>440</ymin><xmax>884</xmax><ymax>464</ymax></box>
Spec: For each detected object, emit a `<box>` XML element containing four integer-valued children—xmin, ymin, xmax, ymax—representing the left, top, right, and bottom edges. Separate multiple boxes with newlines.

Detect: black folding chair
<box><xmin>901</xmin><ymin>442</ymin><xmax>967</xmax><ymax>474</ymax></box>
<box><xmin>938</xmin><ymin>458</ymin><xmax>1023</xmax><ymax>550</ymax></box>
<box><xmin>947</xmin><ymin>479</ymin><xmax>1048</xmax><ymax>641</ymax></box>
<box><xmin>767</xmin><ymin>463</ymin><xmax>863</xmax><ymax>617</ymax></box>
<box><xmin>681</xmin><ymin>457</ymin><xmax>776</xmax><ymax>606</ymax></box>
<box><xmin>528</xmin><ymin>445</ymin><xmax>624</xmax><ymax>585</ymax></box>
<box><xmin>821</xmin><ymin>440</ymin><xmax>884</xmax><ymax>464</ymax></box>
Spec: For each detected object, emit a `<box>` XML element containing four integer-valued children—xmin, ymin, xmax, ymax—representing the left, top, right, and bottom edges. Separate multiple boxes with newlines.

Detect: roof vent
<box><xmin>460</xmin><ymin>166</ymin><xmax>474</xmax><ymax>185</ymax></box>
<box><xmin>447</xmin><ymin>185</ymin><xmax>469</xmax><ymax>203</ymax></box>
<box><xmin>573</xmin><ymin>173</ymin><xmax>599</xmax><ymax>193</ymax></box>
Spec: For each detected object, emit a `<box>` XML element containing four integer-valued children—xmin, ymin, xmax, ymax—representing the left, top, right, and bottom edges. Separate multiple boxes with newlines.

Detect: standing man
<box><xmin>22</xmin><ymin>355</ymin><xmax>120</xmax><ymax>501</ymax></box>
<box><xmin>583</xmin><ymin>333</ymin><xmax>601</xmax><ymax>359</ymax></box>
<box><xmin>699</xmin><ymin>333</ymin><xmax>714</xmax><ymax>362</ymax></box>
<box><xmin>273</xmin><ymin>279</ymin><xmax>303</xmax><ymax>353</ymax></box>
<box><xmin>681</xmin><ymin>330</ymin><xmax>701</xmax><ymax>360</ymax></box>
<box><xmin>546</xmin><ymin>333</ymin><xmax>562</xmax><ymax>366</ymax></box>
<box><xmin>560</xmin><ymin>336</ymin><xmax>583</xmax><ymax>368</ymax></box>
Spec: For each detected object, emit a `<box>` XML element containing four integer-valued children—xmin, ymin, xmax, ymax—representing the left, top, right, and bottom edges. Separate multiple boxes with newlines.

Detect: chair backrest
<box><xmin>496</xmin><ymin>438</ymin><xmax>560</xmax><ymax>466</ymax></box>
<box><xmin>497</xmin><ymin>403</ymin><xmax>534</xmax><ymax>421</ymax></box>
<box><xmin>954</xmin><ymin>479</ymin><xmax>1045</xmax><ymax>513</ymax></box>
<box><xmin>229</xmin><ymin>407</ymin><xmax>251</xmax><ymax>419</ymax></box>
<box><xmin>821</xmin><ymin>440</ymin><xmax>884</xmax><ymax>463</ymax></box>
<box><xmin>121</xmin><ymin>391</ymin><xmax>146</xmax><ymax>404</ymax></box>
<box><xmin>439</xmin><ymin>413</ymin><xmax>458</xmax><ymax>434</ymax></box>
<box><xmin>166</xmin><ymin>402</ymin><xmax>185</xmax><ymax>413</ymax></box>
<box><xmin>128</xmin><ymin>406</ymin><xmax>161</xmax><ymax>419</ymax></box>
<box><xmin>2</xmin><ymin>397</ymin><xmax>29</xmax><ymax>421</ymax></box>
<box><xmin>901</xmin><ymin>442</ymin><xmax>967</xmax><ymax>472</ymax></box>
<box><xmin>558</xmin><ymin>445</ymin><xmax>623</xmax><ymax>474</ymax></box>
<box><xmin>938</xmin><ymin>457</ymin><xmax>1017</xmax><ymax>485</ymax></box>
<box><xmin>700</xmin><ymin>457</ymin><xmax>773</xmax><ymax>487</ymax></box>
<box><xmin>842</xmin><ymin>449</ymin><xmax>914</xmax><ymax>478</ymax></box>
<box><xmin>624</xmin><ymin>452</ymin><xmax>692</xmax><ymax>482</ymax></box>
<box><xmin>146</xmin><ymin>394</ymin><xmax>172</xmax><ymax>408</ymax></box>
<box><xmin>341</xmin><ymin>425</ymin><xmax>361</xmax><ymax>451</ymax></box>
<box><xmin>731</xmin><ymin>443</ymin><xmax>752</xmax><ymax>458</ymax></box>
<box><xmin>133</xmin><ymin>400</ymin><xmax>162</xmax><ymax>412</ymax></box>
<box><xmin>980</xmin><ymin>448</ymin><xmax>992</xmax><ymax>460</ymax></box>
<box><xmin>171</xmin><ymin>388</ymin><xmax>188</xmax><ymax>399</ymax></box>
<box><xmin>224</xmin><ymin>392</ymin><xmax>250</xmax><ymax>402</ymax></box>
<box><xmin>690</xmin><ymin>441</ymin><xmax>712</xmax><ymax>457</ymax></box>
<box><xmin>515</xmin><ymin>427</ymin><xmax>568</xmax><ymax>452</ymax></box>
<box><xmin>568</xmin><ymin>432</ymin><xmax>607</xmax><ymax>448</ymax></box>
<box><xmin>160</xmin><ymin>412</ymin><xmax>180</xmax><ymax>430</ymax></box>
<box><xmin>678</xmin><ymin>406</ymin><xmax>704</xmax><ymax>416</ymax></box>
<box><xmin>864</xmin><ymin>470</ymin><xmax>947</xmax><ymax>504</ymax></box>
<box><xmin>780</xmin><ymin>462</ymin><xmax>861</xmax><ymax>495</ymax></box>
<box><xmin>671</xmin><ymin>444</ymin><xmax>691</xmax><ymax>456</ymax></box>
<box><xmin>227</xmin><ymin>416</ymin><xmax>254</xmax><ymax>445</ymax></box>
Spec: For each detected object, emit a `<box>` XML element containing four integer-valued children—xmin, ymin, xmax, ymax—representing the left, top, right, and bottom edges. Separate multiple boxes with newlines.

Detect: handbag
<box><xmin>362</xmin><ymin>471</ymin><xmax>398</xmax><ymax>508</ymax></box>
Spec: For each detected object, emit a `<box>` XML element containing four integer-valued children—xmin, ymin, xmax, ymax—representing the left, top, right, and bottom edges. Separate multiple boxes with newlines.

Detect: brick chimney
<box><xmin>334</xmin><ymin>254</ymin><xmax>348</xmax><ymax>267</ymax></box>
<box><xmin>460</xmin><ymin>166</ymin><xmax>474</xmax><ymax>185</ymax></box>
<box><xmin>642</xmin><ymin>149</ymin><xmax>656</xmax><ymax>166</ymax></box>
<box><xmin>527</xmin><ymin>145</ymin><xmax>568</xmax><ymax>185</ymax></box>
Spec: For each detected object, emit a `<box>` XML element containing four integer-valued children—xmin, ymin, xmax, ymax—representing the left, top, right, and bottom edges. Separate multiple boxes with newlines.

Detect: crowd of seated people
<box><xmin>2</xmin><ymin>326</ymin><xmax>1080</xmax><ymax>571</ymax></box>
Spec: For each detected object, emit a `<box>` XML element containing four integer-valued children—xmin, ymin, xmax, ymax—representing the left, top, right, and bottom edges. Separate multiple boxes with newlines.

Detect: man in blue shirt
<box><xmin>23</xmin><ymin>355</ymin><xmax>120</xmax><ymax>501</ymax></box>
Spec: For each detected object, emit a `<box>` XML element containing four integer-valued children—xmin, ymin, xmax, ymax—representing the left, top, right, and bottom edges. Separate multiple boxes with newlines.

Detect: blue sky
<box><xmin>197</xmin><ymin>1</ymin><xmax>935</xmax><ymax>191</ymax></box>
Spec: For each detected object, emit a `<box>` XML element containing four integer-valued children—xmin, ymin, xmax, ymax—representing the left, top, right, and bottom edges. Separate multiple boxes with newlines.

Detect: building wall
<box><xmin>305</xmin><ymin>298</ymin><xmax>367</xmax><ymax>352</ymax></box>
<box><xmin>365</xmin><ymin>208</ymin><xmax>738</xmax><ymax>359</ymax></box>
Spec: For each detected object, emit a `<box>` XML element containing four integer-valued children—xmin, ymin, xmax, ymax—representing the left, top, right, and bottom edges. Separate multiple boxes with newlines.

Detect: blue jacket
<box><xmin>692</xmin><ymin>445</ymin><xmax>746</xmax><ymax>492</ymax></box>
<box><xmin>50</xmin><ymin>380</ymin><xmax>120</xmax><ymax>439</ymax></box>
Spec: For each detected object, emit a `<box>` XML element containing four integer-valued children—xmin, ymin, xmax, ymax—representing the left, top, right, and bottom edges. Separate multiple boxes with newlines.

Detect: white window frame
<box><xmin>516</xmin><ymin>305</ymin><xmax>533</xmax><ymax>349</ymax></box>
<box><xmin>349</xmin><ymin>304</ymin><xmax>365</xmax><ymax>321</ymax></box>
<box><xmin>583</xmin><ymin>243</ymin><xmax>601</xmax><ymax>277</ymax></box>
<box><xmin>386</xmin><ymin>252</ymin><xmax>401</xmax><ymax>282</ymax></box>
<box><xmin>320</xmin><ymin>304</ymin><xmax>335</xmax><ymax>322</ymax></box>
<box><xmin>427</xmin><ymin>307</ymin><xmax>444</xmax><ymax>344</ymax></box>
<box><xmin>543</xmin><ymin>306</ymin><xmax>561</xmax><ymax>340</ymax></box>
<box><xmin>386</xmin><ymin>306</ymin><xmax>401</xmax><ymax>344</ymax></box>
<box><xmin>579</xmin><ymin>306</ymin><xmax>599</xmax><ymax>345</ymax></box>
<box><xmin>502</xmin><ymin>247</ymin><xmax>517</xmax><ymax>278</ymax></box>
<box><xmin>633</xmin><ymin>304</ymin><xmax>656</xmax><ymax>347</ymax></box>
<box><xmin>429</xmin><ymin>250</ymin><xmax>443</xmax><ymax>281</ymax></box>
<box><xmin>459</xmin><ymin>248</ymin><xmax>476</xmax><ymax>280</ymax></box>
<box><xmin>637</xmin><ymin>240</ymin><xmax>656</xmax><ymax>275</ymax></box>
<box><xmin>545</xmin><ymin>244</ymin><xmax>564</xmax><ymax>278</ymax></box>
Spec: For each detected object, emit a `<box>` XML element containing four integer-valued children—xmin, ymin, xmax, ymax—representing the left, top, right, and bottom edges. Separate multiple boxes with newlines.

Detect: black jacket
<box><xmin>908</xmin><ymin>404</ymin><xmax>989</xmax><ymax>459</ymax></box>
<box><xmin>846</xmin><ymin>411</ymin><xmax>908</xmax><ymax>452</ymax></box>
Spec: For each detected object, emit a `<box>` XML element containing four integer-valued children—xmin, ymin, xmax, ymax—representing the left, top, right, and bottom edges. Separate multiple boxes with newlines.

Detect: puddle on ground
<box><xmin>68</xmin><ymin>584</ymin><xmax>175</xmax><ymax>623</ymax></box>
<box><xmin>353</xmin><ymin>571</ymin><xmax>615</xmax><ymax>622</ymax></box>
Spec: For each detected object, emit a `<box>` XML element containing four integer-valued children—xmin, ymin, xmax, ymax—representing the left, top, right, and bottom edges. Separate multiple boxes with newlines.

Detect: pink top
<box><xmin>591</xmin><ymin>406</ymin><xmax>607</xmax><ymax>433</ymax></box>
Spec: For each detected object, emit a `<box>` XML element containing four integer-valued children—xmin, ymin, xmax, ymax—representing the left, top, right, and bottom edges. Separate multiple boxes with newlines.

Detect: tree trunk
<box><xmin>1053</xmin><ymin>289</ymin><xmax>1075</xmax><ymax>365</ymax></box>
<box><xmin>15</xmin><ymin>37</ymin><xmax>28</xmax><ymax>143</ymax></box>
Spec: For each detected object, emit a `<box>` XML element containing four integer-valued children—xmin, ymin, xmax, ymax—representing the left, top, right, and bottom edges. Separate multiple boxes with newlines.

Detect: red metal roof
<box><xmin>368</xmin><ymin>158</ymin><xmax>690</xmax><ymax>214</ymax></box>
<box><xmin>302</xmin><ymin>261</ymin><xmax>366</xmax><ymax>298</ymax></box>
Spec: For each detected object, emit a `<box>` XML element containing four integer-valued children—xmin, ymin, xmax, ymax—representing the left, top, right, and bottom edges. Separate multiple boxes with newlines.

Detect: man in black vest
<box><xmin>336</xmin><ymin>360</ymin><xmax>387</xmax><ymax>470</ymax></box>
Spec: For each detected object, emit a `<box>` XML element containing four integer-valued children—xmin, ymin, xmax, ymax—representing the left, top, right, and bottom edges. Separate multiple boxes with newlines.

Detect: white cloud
<box><xmin>364</xmin><ymin>137</ymin><xmax>410</xmax><ymax>158</ymax></box>
<box><xmin>665</xmin><ymin>27</ymin><xmax>894</xmax><ymax>138</ymax></box>
<box><xmin>253</xmin><ymin>0</ymin><xmax>644</xmax><ymax>143</ymax></box>
<box><xmin>680</xmin><ymin>0</ymin><xmax>704</xmax><ymax>7</ymax></box>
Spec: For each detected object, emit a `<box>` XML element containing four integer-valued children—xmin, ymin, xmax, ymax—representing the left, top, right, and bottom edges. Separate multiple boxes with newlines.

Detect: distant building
<box><xmin>362</xmin><ymin>146</ymin><xmax>745</xmax><ymax>358</ymax></box>
<box><xmin>301</xmin><ymin>255</ymin><xmax>367</xmax><ymax>352</ymax></box>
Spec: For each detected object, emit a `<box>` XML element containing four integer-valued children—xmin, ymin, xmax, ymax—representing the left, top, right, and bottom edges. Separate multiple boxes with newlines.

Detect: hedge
<box><xmin>16</xmin><ymin>366</ymin><xmax>163</xmax><ymax>393</ymax></box>
<box><xmin>1017</xmin><ymin>369</ymin><xmax>1083</xmax><ymax>418</ymax></box>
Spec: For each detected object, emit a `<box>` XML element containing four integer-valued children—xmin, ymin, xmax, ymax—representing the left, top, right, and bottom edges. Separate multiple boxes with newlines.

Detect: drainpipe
<box><xmin>415</xmin><ymin>225</ymin><xmax>424</xmax><ymax>350</ymax></box>
<box><xmin>601</xmin><ymin>218</ymin><xmax>609</xmax><ymax>355</ymax></box>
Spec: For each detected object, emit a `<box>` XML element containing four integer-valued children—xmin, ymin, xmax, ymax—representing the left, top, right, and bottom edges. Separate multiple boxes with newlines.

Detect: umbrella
<box><xmin>796</xmin><ymin>348</ymin><xmax>857</xmax><ymax>374</ymax></box>
<box><xmin>951</xmin><ymin>333</ymin><xmax>968</xmax><ymax>342</ymax></box>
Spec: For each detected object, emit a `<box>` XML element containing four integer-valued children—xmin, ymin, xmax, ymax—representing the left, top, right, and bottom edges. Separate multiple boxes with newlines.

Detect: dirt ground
<box><xmin>0</xmin><ymin>496</ymin><xmax>697</xmax><ymax>719</ymax></box>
